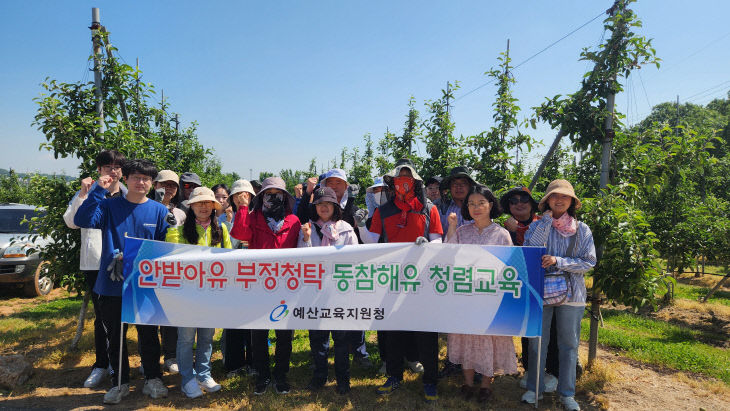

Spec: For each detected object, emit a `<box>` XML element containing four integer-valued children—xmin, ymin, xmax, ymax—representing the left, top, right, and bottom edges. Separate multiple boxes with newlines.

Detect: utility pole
<box><xmin>501</xmin><ymin>39</ymin><xmax>510</xmax><ymax>147</ymax></box>
<box><xmin>250</xmin><ymin>168</ymin><xmax>253</xmax><ymax>181</ymax></box>
<box><xmin>136</xmin><ymin>58</ymin><xmax>141</xmax><ymax>133</ymax></box>
<box><xmin>90</xmin><ymin>8</ymin><xmax>105</xmax><ymax>136</ymax></box>
<box><xmin>445</xmin><ymin>82</ymin><xmax>452</xmax><ymax>115</ymax></box>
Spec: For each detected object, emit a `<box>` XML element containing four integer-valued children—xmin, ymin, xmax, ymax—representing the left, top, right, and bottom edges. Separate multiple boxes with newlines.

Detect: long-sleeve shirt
<box><xmin>74</xmin><ymin>184</ymin><xmax>170</xmax><ymax>297</ymax></box>
<box><xmin>63</xmin><ymin>182</ymin><xmax>127</xmax><ymax>271</ymax></box>
<box><xmin>523</xmin><ymin>215</ymin><xmax>596</xmax><ymax>305</ymax></box>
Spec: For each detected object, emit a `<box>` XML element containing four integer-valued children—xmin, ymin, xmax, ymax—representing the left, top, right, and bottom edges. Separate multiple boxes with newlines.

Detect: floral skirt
<box><xmin>447</xmin><ymin>333</ymin><xmax>518</xmax><ymax>376</ymax></box>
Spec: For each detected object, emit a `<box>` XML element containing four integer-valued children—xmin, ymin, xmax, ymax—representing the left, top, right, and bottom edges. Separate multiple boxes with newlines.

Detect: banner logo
<box><xmin>269</xmin><ymin>300</ymin><xmax>289</xmax><ymax>322</ymax></box>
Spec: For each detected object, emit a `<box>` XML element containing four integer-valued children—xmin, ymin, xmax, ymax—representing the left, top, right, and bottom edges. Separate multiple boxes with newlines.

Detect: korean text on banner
<box><xmin>121</xmin><ymin>238</ymin><xmax>545</xmax><ymax>337</ymax></box>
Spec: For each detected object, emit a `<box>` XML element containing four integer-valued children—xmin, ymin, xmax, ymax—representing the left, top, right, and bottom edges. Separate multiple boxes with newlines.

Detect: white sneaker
<box><xmin>181</xmin><ymin>378</ymin><xmax>203</xmax><ymax>398</ymax></box>
<box><xmin>544</xmin><ymin>373</ymin><xmax>558</xmax><ymax>393</ymax></box>
<box><xmin>143</xmin><ymin>377</ymin><xmax>169</xmax><ymax>399</ymax></box>
<box><xmin>519</xmin><ymin>374</ymin><xmax>527</xmax><ymax>389</ymax></box>
<box><xmin>198</xmin><ymin>378</ymin><xmax>222</xmax><ymax>393</ymax></box>
<box><xmin>84</xmin><ymin>367</ymin><xmax>108</xmax><ymax>388</ymax></box>
<box><xmin>103</xmin><ymin>384</ymin><xmax>130</xmax><ymax>404</ymax></box>
<box><xmin>378</xmin><ymin>361</ymin><xmax>387</xmax><ymax>375</ymax></box>
<box><xmin>561</xmin><ymin>396</ymin><xmax>581</xmax><ymax>411</ymax></box>
<box><xmin>521</xmin><ymin>390</ymin><xmax>543</xmax><ymax>404</ymax></box>
<box><xmin>407</xmin><ymin>360</ymin><xmax>424</xmax><ymax>373</ymax></box>
<box><xmin>164</xmin><ymin>358</ymin><xmax>179</xmax><ymax>374</ymax></box>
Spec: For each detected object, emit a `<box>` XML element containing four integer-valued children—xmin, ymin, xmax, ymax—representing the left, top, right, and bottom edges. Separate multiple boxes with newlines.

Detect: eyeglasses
<box><xmin>101</xmin><ymin>165</ymin><xmax>122</xmax><ymax>172</ymax></box>
<box><xmin>127</xmin><ymin>175</ymin><xmax>152</xmax><ymax>183</ymax></box>
<box><xmin>451</xmin><ymin>182</ymin><xmax>469</xmax><ymax>189</ymax></box>
<box><xmin>467</xmin><ymin>200</ymin><xmax>490</xmax><ymax>208</ymax></box>
<box><xmin>183</xmin><ymin>183</ymin><xmax>199</xmax><ymax>189</ymax></box>
<box><xmin>509</xmin><ymin>195</ymin><xmax>531</xmax><ymax>205</ymax></box>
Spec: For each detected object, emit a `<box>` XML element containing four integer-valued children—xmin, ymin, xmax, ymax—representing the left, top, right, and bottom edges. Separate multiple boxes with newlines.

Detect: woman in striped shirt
<box><xmin>521</xmin><ymin>180</ymin><xmax>596</xmax><ymax>411</ymax></box>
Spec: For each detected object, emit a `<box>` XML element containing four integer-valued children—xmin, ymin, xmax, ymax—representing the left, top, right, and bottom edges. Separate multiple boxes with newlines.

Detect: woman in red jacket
<box><xmin>230</xmin><ymin>177</ymin><xmax>301</xmax><ymax>395</ymax></box>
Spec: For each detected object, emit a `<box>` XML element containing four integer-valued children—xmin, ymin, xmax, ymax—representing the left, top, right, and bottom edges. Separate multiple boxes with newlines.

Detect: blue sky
<box><xmin>1</xmin><ymin>0</ymin><xmax>728</xmax><ymax>179</ymax></box>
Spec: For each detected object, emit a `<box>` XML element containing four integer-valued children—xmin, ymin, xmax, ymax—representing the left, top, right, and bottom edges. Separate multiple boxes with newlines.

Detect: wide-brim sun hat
<box><xmin>187</xmin><ymin>187</ymin><xmax>222</xmax><ymax>211</ymax></box>
<box><xmin>230</xmin><ymin>179</ymin><xmax>255</xmax><ymax>197</ymax></box>
<box><xmin>499</xmin><ymin>186</ymin><xmax>539</xmax><ymax>213</ymax></box>
<box><xmin>383</xmin><ymin>158</ymin><xmax>422</xmax><ymax>184</ymax></box>
<box><xmin>538</xmin><ymin>179</ymin><xmax>582</xmax><ymax>212</ymax></box>
<box><xmin>441</xmin><ymin>166</ymin><xmax>477</xmax><ymax>190</ymax></box>
<box><xmin>250</xmin><ymin>176</ymin><xmax>296</xmax><ymax>212</ymax></box>
<box><xmin>153</xmin><ymin>170</ymin><xmax>179</xmax><ymax>184</ymax></box>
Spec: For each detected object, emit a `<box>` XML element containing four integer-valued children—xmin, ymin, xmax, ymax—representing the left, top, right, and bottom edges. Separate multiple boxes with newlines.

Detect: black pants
<box><xmin>309</xmin><ymin>330</ymin><xmax>355</xmax><ymax>384</ymax></box>
<box><xmin>160</xmin><ymin>326</ymin><xmax>177</xmax><ymax>361</ymax></box>
<box><xmin>252</xmin><ymin>329</ymin><xmax>292</xmax><ymax>381</ymax></box>
<box><xmin>224</xmin><ymin>329</ymin><xmax>253</xmax><ymax>372</ymax></box>
<box><xmin>385</xmin><ymin>331</ymin><xmax>438</xmax><ymax>384</ymax></box>
<box><xmin>378</xmin><ymin>330</ymin><xmax>419</xmax><ymax>363</ymax></box>
<box><xmin>84</xmin><ymin>270</ymin><xmax>108</xmax><ymax>370</ymax></box>
<box><xmin>99</xmin><ymin>295</ymin><xmax>162</xmax><ymax>385</ymax></box>
<box><xmin>521</xmin><ymin>309</ymin><xmax>560</xmax><ymax>376</ymax></box>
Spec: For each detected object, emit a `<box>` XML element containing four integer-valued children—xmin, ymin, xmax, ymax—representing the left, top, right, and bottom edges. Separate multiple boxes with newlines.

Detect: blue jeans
<box><xmin>527</xmin><ymin>305</ymin><xmax>584</xmax><ymax>397</ymax></box>
<box><xmin>177</xmin><ymin>327</ymin><xmax>215</xmax><ymax>386</ymax></box>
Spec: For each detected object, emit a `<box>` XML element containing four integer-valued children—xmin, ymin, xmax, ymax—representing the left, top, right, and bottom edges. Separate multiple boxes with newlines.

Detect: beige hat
<box><xmin>153</xmin><ymin>170</ymin><xmax>179</xmax><ymax>184</ymax></box>
<box><xmin>187</xmin><ymin>187</ymin><xmax>222</xmax><ymax>211</ymax></box>
<box><xmin>230</xmin><ymin>179</ymin><xmax>255</xmax><ymax>197</ymax></box>
<box><xmin>538</xmin><ymin>179</ymin><xmax>582</xmax><ymax>211</ymax></box>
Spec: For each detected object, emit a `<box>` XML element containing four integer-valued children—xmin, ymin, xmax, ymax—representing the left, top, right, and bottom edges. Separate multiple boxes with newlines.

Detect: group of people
<box><xmin>65</xmin><ymin>150</ymin><xmax>596</xmax><ymax>410</ymax></box>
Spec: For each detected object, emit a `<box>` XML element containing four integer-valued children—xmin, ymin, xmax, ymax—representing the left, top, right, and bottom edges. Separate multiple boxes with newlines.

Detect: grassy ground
<box><xmin>1</xmin><ymin>272</ymin><xmax>728</xmax><ymax>409</ymax></box>
<box><xmin>580</xmin><ymin>309</ymin><xmax>730</xmax><ymax>384</ymax></box>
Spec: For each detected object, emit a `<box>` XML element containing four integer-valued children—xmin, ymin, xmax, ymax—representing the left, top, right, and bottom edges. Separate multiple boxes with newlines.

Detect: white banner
<box><xmin>121</xmin><ymin>238</ymin><xmax>545</xmax><ymax>337</ymax></box>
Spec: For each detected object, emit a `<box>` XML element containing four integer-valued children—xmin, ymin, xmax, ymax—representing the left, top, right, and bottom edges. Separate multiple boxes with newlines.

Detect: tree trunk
<box><xmin>70</xmin><ymin>291</ymin><xmax>91</xmax><ymax>349</ymax></box>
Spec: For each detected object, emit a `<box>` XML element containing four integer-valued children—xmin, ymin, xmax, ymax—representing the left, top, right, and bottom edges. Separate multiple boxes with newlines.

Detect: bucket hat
<box><xmin>383</xmin><ymin>158</ymin><xmax>422</xmax><ymax>184</ymax></box>
<box><xmin>187</xmin><ymin>187</ymin><xmax>222</xmax><ymax>211</ymax></box>
<box><xmin>538</xmin><ymin>179</ymin><xmax>582</xmax><ymax>211</ymax></box>
<box><xmin>230</xmin><ymin>179</ymin><xmax>255</xmax><ymax>197</ymax></box>
<box><xmin>153</xmin><ymin>170</ymin><xmax>179</xmax><ymax>184</ymax></box>
<box><xmin>250</xmin><ymin>176</ymin><xmax>296</xmax><ymax>212</ymax></box>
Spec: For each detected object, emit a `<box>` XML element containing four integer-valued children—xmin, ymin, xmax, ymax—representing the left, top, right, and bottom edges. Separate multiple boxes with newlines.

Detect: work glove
<box><xmin>415</xmin><ymin>236</ymin><xmax>428</xmax><ymax>246</ymax></box>
<box><xmin>353</xmin><ymin>208</ymin><xmax>368</xmax><ymax>227</ymax></box>
<box><xmin>106</xmin><ymin>249</ymin><xmax>124</xmax><ymax>282</ymax></box>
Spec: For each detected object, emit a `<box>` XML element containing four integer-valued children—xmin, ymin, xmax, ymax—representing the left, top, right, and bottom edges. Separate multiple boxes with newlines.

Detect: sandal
<box><xmin>460</xmin><ymin>384</ymin><xmax>475</xmax><ymax>400</ymax></box>
<box><xmin>477</xmin><ymin>387</ymin><xmax>493</xmax><ymax>402</ymax></box>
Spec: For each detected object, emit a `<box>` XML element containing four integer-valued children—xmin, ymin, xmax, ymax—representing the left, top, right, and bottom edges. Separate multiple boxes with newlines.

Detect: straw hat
<box><xmin>538</xmin><ymin>179</ymin><xmax>582</xmax><ymax>211</ymax></box>
<box><xmin>187</xmin><ymin>187</ymin><xmax>222</xmax><ymax>211</ymax></box>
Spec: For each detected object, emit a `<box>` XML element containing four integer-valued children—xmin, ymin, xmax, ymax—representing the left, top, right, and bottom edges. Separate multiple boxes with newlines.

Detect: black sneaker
<box><xmin>275</xmin><ymin>378</ymin><xmax>291</xmax><ymax>394</ymax></box>
<box><xmin>306</xmin><ymin>378</ymin><xmax>326</xmax><ymax>391</ymax></box>
<box><xmin>253</xmin><ymin>378</ymin><xmax>270</xmax><ymax>395</ymax></box>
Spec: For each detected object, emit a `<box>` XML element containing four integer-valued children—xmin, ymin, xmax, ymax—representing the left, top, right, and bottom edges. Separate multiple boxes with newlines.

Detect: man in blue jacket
<box><xmin>74</xmin><ymin>158</ymin><xmax>170</xmax><ymax>404</ymax></box>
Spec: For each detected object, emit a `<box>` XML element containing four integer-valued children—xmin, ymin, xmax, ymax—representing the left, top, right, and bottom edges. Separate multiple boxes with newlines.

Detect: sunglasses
<box><xmin>508</xmin><ymin>194</ymin><xmax>531</xmax><ymax>205</ymax></box>
<box><xmin>182</xmin><ymin>183</ymin><xmax>199</xmax><ymax>189</ymax></box>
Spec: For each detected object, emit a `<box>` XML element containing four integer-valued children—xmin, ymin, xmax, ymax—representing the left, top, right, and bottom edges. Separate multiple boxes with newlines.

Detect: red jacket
<box><xmin>230</xmin><ymin>206</ymin><xmax>301</xmax><ymax>250</ymax></box>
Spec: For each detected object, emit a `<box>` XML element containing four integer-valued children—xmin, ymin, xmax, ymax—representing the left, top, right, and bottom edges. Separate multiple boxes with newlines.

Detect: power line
<box><xmin>456</xmin><ymin>10</ymin><xmax>606</xmax><ymax>102</ymax></box>
<box><xmin>637</xmin><ymin>70</ymin><xmax>652</xmax><ymax>110</ymax></box>
<box><xmin>684</xmin><ymin>80</ymin><xmax>730</xmax><ymax>102</ymax></box>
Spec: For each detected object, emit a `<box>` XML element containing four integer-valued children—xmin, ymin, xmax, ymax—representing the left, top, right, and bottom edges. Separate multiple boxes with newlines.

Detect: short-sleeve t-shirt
<box><xmin>369</xmin><ymin>204</ymin><xmax>443</xmax><ymax>243</ymax></box>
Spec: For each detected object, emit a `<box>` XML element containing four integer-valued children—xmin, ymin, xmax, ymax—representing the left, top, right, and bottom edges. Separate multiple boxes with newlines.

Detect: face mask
<box><xmin>374</xmin><ymin>191</ymin><xmax>388</xmax><ymax>206</ymax></box>
<box><xmin>393</xmin><ymin>176</ymin><xmax>415</xmax><ymax>201</ymax></box>
<box><xmin>262</xmin><ymin>192</ymin><xmax>285</xmax><ymax>220</ymax></box>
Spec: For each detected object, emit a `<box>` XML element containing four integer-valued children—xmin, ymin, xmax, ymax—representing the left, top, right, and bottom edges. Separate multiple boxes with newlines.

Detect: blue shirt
<box><xmin>74</xmin><ymin>185</ymin><xmax>170</xmax><ymax>296</ymax></box>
